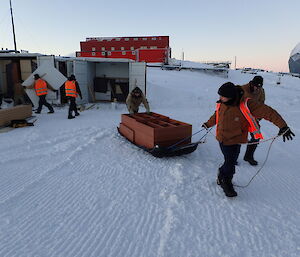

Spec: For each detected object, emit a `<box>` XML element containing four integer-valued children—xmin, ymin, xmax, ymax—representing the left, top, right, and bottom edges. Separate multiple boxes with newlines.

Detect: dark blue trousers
<box><xmin>219</xmin><ymin>143</ymin><xmax>241</xmax><ymax>178</ymax></box>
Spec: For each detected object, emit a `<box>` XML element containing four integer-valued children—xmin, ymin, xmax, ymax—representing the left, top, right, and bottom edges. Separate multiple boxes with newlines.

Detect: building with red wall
<box><xmin>76</xmin><ymin>36</ymin><xmax>170</xmax><ymax>63</ymax></box>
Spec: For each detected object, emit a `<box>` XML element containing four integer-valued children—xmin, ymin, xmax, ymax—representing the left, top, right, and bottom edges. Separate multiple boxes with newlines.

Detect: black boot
<box><xmin>75</xmin><ymin>112</ymin><xmax>80</xmax><ymax>116</ymax></box>
<box><xmin>68</xmin><ymin>115</ymin><xmax>75</xmax><ymax>119</ymax></box>
<box><xmin>217</xmin><ymin>173</ymin><xmax>237</xmax><ymax>197</ymax></box>
<box><xmin>244</xmin><ymin>144</ymin><xmax>258</xmax><ymax>166</ymax></box>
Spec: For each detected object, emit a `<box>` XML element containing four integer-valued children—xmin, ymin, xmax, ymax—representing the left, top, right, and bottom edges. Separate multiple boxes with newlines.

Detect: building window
<box><xmin>150</xmin><ymin>46</ymin><xmax>157</xmax><ymax>49</ymax></box>
<box><xmin>151</xmin><ymin>37</ymin><xmax>156</xmax><ymax>40</ymax></box>
<box><xmin>101</xmin><ymin>52</ymin><xmax>105</xmax><ymax>56</ymax></box>
<box><xmin>132</xmin><ymin>51</ymin><xmax>135</xmax><ymax>55</ymax></box>
<box><xmin>125</xmin><ymin>38</ymin><xmax>129</xmax><ymax>41</ymax></box>
<box><xmin>142</xmin><ymin>38</ymin><xmax>147</xmax><ymax>40</ymax></box>
<box><xmin>141</xmin><ymin>46</ymin><xmax>147</xmax><ymax>49</ymax></box>
<box><xmin>130</xmin><ymin>46</ymin><xmax>134</xmax><ymax>50</ymax></box>
<box><xmin>92</xmin><ymin>47</ymin><xmax>96</xmax><ymax>51</ymax></box>
<box><xmin>77</xmin><ymin>53</ymin><xmax>81</xmax><ymax>57</ymax></box>
<box><xmin>92</xmin><ymin>52</ymin><xmax>96</xmax><ymax>56</ymax></box>
<box><xmin>121</xmin><ymin>47</ymin><xmax>124</xmax><ymax>50</ymax></box>
<box><xmin>122</xmin><ymin>51</ymin><xmax>126</xmax><ymax>55</ymax></box>
<box><xmin>108</xmin><ymin>51</ymin><xmax>111</xmax><ymax>56</ymax></box>
<box><xmin>134</xmin><ymin>38</ymin><xmax>138</xmax><ymax>41</ymax></box>
<box><xmin>102</xmin><ymin>47</ymin><xmax>105</xmax><ymax>50</ymax></box>
<box><xmin>116</xmin><ymin>38</ymin><xmax>121</xmax><ymax>41</ymax></box>
<box><xmin>111</xmin><ymin>47</ymin><xmax>115</xmax><ymax>50</ymax></box>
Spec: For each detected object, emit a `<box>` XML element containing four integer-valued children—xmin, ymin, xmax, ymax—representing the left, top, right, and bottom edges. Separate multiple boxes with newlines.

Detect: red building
<box><xmin>76</xmin><ymin>36</ymin><xmax>170</xmax><ymax>63</ymax></box>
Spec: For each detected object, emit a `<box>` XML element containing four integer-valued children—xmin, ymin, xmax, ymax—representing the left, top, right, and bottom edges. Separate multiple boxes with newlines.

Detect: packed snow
<box><xmin>0</xmin><ymin>65</ymin><xmax>299</xmax><ymax>257</ymax></box>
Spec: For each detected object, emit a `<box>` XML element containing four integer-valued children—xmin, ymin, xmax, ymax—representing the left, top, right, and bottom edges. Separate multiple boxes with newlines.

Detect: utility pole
<box><xmin>9</xmin><ymin>0</ymin><xmax>17</xmax><ymax>52</ymax></box>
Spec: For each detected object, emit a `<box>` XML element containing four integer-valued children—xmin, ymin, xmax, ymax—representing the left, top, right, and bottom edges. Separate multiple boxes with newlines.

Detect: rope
<box><xmin>234</xmin><ymin>137</ymin><xmax>277</xmax><ymax>188</ymax></box>
<box><xmin>166</xmin><ymin>128</ymin><xmax>206</xmax><ymax>150</ymax></box>
<box><xmin>205</xmin><ymin>127</ymin><xmax>290</xmax><ymax>188</ymax></box>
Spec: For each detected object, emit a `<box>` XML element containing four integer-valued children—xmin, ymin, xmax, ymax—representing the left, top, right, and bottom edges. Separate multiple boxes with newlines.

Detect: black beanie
<box><xmin>218</xmin><ymin>82</ymin><xmax>236</xmax><ymax>98</ymax></box>
<box><xmin>69</xmin><ymin>74</ymin><xmax>76</xmax><ymax>80</ymax></box>
<box><xmin>251</xmin><ymin>76</ymin><xmax>263</xmax><ymax>86</ymax></box>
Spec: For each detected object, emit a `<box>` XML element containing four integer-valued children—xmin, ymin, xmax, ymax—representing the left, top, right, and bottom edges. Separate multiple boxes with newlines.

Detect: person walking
<box><xmin>242</xmin><ymin>76</ymin><xmax>265</xmax><ymax>165</ymax></box>
<box><xmin>126</xmin><ymin>87</ymin><xmax>150</xmax><ymax>114</ymax></box>
<box><xmin>202</xmin><ymin>82</ymin><xmax>295</xmax><ymax>197</ymax></box>
<box><xmin>64</xmin><ymin>75</ymin><xmax>82</xmax><ymax>119</ymax></box>
<box><xmin>24</xmin><ymin>74</ymin><xmax>56</xmax><ymax>114</ymax></box>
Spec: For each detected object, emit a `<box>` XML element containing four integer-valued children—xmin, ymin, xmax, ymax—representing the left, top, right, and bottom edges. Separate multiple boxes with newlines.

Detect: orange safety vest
<box><xmin>216</xmin><ymin>98</ymin><xmax>264</xmax><ymax>140</ymax></box>
<box><xmin>34</xmin><ymin>79</ymin><xmax>48</xmax><ymax>96</ymax></box>
<box><xmin>65</xmin><ymin>80</ymin><xmax>77</xmax><ymax>98</ymax></box>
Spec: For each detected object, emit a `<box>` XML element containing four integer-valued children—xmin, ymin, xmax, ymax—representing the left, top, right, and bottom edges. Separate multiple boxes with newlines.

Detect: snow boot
<box><xmin>217</xmin><ymin>173</ymin><xmax>237</xmax><ymax>197</ymax></box>
<box><xmin>48</xmin><ymin>110</ymin><xmax>54</xmax><ymax>114</ymax></box>
<box><xmin>75</xmin><ymin>112</ymin><xmax>80</xmax><ymax>116</ymax></box>
<box><xmin>244</xmin><ymin>144</ymin><xmax>258</xmax><ymax>166</ymax></box>
<box><xmin>68</xmin><ymin>115</ymin><xmax>75</xmax><ymax>119</ymax></box>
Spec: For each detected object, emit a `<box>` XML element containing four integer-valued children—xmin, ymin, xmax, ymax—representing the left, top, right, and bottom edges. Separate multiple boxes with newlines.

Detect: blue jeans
<box><xmin>219</xmin><ymin>143</ymin><xmax>241</xmax><ymax>178</ymax></box>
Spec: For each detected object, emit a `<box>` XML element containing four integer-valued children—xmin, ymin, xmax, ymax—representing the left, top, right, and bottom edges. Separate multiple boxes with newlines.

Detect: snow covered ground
<box><xmin>0</xmin><ymin>66</ymin><xmax>299</xmax><ymax>257</ymax></box>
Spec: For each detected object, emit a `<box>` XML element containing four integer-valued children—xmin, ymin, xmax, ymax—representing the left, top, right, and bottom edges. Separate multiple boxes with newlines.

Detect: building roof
<box><xmin>55</xmin><ymin>56</ymin><xmax>135</xmax><ymax>63</ymax></box>
<box><xmin>86</xmin><ymin>36</ymin><xmax>169</xmax><ymax>41</ymax></box>
<box><xmin>0</xmin><ymin>53</ymin><xmax>43</xmax><ymax>59</ymax></box>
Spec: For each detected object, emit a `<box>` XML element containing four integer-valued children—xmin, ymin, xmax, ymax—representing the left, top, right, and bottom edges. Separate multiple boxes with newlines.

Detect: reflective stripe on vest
<box><xmin>216</xmin><ymin>103</ymin><xmax>220</xmax><ymax>133</ymax></box>
<box><xmin>34</xmin><ymin>79</ymin><xmax>47</xmax><ymax>96</ymax></box>
<box><xmin>65</xmin><ymin>80</ymin><xmax>77</xmax><ymax>98</ymax></box>
<box><xmin>215</xmin><ymin>98</ymin><xmax>263</xmax><ymax>140</ymax></box>
<box><xmin>239</xmin><ymin>98</ymin><xmax>264</xmax><ymax>139</ymax></box>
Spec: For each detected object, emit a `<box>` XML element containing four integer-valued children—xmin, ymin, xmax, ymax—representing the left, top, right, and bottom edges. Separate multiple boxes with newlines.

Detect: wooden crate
<box><xmin>119</xmin><ymin>112</ymin><xmax>192</xmax><ymax>149</ymax></box>
<box><xmin>0</xmin><ymin>105</ymin><xmax>32</xmax><ymax>127</ymax></box>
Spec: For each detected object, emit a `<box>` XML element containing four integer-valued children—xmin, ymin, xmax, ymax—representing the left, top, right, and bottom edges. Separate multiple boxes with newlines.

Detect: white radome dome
<box><xmin>290</xmin><ymin>42</ymin><xmax>300</xmax><ymax>57</ymax></box>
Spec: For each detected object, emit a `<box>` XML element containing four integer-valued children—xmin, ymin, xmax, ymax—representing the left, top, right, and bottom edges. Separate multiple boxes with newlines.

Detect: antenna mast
<box><xmin>9</xmin><ymin>0</ymin><xmax>17</xmax><ymax>52</ymax></box>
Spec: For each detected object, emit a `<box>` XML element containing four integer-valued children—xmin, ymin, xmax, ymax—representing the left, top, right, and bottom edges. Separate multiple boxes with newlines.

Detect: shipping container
<box><xmin>0</xmin><ymin>53</ymin><xmax>147</xmax><ymax>108</ymax></box>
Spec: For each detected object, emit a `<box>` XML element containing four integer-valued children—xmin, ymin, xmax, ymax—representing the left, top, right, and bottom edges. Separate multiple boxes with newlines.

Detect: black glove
<box><xmin>202</xmin><ymin>123</ymin><xmax>208</xmax><ymax>130</ymax></box>
<box><xmin>23</xmin><ymin>86</ymin><xmax>27</xmax><ymax>89</ymax></box>
<box><xmin>278</xmin><ymin>126</ymin><xmax>295</xmax><ymax>142</ymax></box>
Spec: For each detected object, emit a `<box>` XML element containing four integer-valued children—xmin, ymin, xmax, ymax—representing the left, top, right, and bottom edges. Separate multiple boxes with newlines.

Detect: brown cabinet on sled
<box><xmin>119</xmin><ymin>112</ymin><xmax>192</xmax><ymax>149</ymax></box>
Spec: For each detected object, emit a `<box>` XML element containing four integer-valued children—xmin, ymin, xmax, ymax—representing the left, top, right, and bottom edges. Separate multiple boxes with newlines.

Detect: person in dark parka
<box><xmin>126</xmin><ymin>87</ymin><xmax>150</xmax><ymax>114</ymax></box>
<box><xmin>241</xmin><ymin>75</ymin><xmax>265</xmax><ymax>165</ymax></box>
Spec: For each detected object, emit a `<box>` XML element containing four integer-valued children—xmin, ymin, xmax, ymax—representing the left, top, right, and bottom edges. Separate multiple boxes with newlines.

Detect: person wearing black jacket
<box><xmin>64</xmin><ymin>75</ymin><xmax>82</xmax><ymax>119</ymax></box>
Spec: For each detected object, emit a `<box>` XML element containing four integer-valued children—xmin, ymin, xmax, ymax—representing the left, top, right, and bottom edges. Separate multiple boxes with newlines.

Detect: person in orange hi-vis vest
<box><xmin>64</xmin><ymin>74</ymin><xmax>82</xmax><ymax>119</ymax></box>
<box><xmin>202</xmin><ymin>82</ymin><xmax>295</xmax><ymax>198</ymax></box>
<box><xmin>24</xmin><ymin>74</ymin><xmax>57</xmax><ymax>114</ymax></box>
<box><xmin>241</xmin><ymin>75</ymin><xmax>266</xmax><ymax>166</ymax></box>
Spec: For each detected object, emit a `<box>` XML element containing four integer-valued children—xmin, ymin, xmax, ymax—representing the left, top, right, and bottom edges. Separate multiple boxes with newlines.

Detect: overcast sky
<box><xmin>0</xmin><ymin>0</ymin><xmax>299</xmax><ymax>72</ymax></box>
